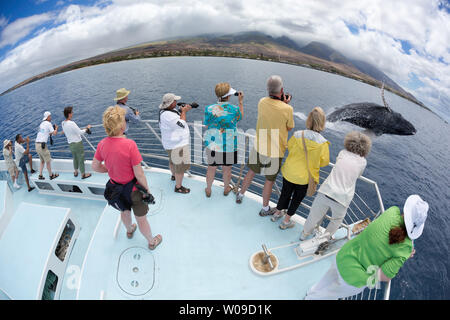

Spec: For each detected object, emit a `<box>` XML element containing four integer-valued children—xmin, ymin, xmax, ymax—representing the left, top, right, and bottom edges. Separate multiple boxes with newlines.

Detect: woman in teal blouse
<box><xmin>204</xmin><ymin>82</ymin><xmax>243</xmax><ymax>197</ymax></box>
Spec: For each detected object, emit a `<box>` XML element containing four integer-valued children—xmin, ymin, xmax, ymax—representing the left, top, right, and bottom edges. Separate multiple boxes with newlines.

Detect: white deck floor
<box><xmin>2</xmin><ymin>168</ymin><xmax>342</xmax><ymax>300</ymax></box>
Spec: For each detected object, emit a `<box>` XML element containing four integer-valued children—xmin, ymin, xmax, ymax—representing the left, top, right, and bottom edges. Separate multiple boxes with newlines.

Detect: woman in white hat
<box><xmin>204</xmin><ymin>82</ymin><xmax>244</xmax><ymax>197</ymax></box>
<box><xmin>3</xmin><ymin>139</ymin><xmax>20</xmax><ymax>189</ymax></box>
<box><xmin>305</xmin><ymin>194</ymin><xmax>429</xmax><ymax>300</ymax></box>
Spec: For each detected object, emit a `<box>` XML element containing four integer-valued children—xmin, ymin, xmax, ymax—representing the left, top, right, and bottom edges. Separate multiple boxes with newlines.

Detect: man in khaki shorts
<box><xmin>158</xmin><ymin>93</ymin><xmax>192</xmax><ymax>194</ymax></box>
<box><xmin>36</xmin><ymin>111</ymin><xmax>59</xmax><ymax>180</ymax></box>
<box><xmin>236</xmin><ymin>75</ymin><xmax>295</xmax><ymax>216</ymax></box>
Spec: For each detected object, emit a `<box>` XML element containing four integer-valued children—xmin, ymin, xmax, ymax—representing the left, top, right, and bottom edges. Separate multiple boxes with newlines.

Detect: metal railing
<box><xmin>1</xmin><ymin>118</ymin><xmax>390</xmax><ymax>300</ymax></box>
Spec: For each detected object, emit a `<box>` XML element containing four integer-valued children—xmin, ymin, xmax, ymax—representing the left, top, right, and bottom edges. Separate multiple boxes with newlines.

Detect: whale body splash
<box><xmin>327</xmin><ymin>84</ymin><xmax>416</xmax><ymax>136</ymax></box>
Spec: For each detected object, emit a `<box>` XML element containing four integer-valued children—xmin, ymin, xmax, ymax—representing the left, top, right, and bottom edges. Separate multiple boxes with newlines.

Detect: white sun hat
<box><xmin>221</xmin><ymin>87</ymin><xmax>237</xmax><ymax>99</ymax></box>
<box><xmin>403</xmin><ymin>194</ymin><xmax>429</xmax><ymax>240</ymax></box>
<box><xmin>42</xmin><ymin>111</ymin><xmax>51</xmax><ymax>121</ymax></box>
<box><xmin>3</xmin><ymin>139</ymin><xmax>11</xmax><ymax>149</ymax></box>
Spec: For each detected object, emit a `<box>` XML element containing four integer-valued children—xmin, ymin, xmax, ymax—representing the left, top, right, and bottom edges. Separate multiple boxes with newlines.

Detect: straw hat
<box><xmin>3</xmin><ymin>139</ymin><xmax>11</xmax><ymax>149</ymax></box>
<box><xmin>114</xmin><ymin>88</ymin><xmax>131</xmax><ymax>101</ymax></box>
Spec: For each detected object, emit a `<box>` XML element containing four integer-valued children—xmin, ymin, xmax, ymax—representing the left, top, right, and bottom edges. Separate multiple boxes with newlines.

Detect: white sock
<box><xmin>262</xmin><ymin>205</ymin><xmax>269</xmax><ymax>212</ymax></box>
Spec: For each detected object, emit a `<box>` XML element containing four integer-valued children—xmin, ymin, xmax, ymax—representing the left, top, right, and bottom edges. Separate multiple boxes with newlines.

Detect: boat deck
<box><xmin>2</xmin><ymin>168</ymin><xmax>344</xmax><ymax>300</ymax></box>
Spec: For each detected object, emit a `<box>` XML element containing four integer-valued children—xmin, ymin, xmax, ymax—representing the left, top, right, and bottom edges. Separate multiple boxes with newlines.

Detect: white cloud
<box><xmin>0</xmin><ymin>0</ymin><xmax>448</xmax><ymax>119</ymax></box>
<box><xmin>0</xmin><ymin>13</ymin><xmax>54</xmax><ymax>49</ymax></box>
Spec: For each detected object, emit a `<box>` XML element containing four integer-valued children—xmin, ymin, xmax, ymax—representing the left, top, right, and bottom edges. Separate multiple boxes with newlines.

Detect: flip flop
<box><xmin>148</xmin><ymin>234</ymin><xmax>162</xmax><ymax>250</ymax></box>
<box><xmin>82</xmin><ymin>173</ymin><xmax>92</xmax><ymax>179</ymax></box>
<box><xmin>74</xmin><ymin>172</ymin><xmax>78</xmax><ymax>177</ymax></box>
<box><xmin>171</xmin><ymin>175</ymin><xmax>175</xmax><ymax>181</ymax></box>
<box><xmin>38</xmin><ymin>175</ymin><xmax>45</xmax><ymax>180</ymax></box>
<box><xmin>126</xmin><ymin>224</ymin><xmax>137</xmax><ymax>239</ymax></box>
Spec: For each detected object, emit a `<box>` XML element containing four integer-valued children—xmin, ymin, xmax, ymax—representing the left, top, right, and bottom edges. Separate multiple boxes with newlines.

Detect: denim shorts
<box><xmin>19</xmin><ymin>155</ymin><xmax>29</xmax><ymax>172</ymax></box>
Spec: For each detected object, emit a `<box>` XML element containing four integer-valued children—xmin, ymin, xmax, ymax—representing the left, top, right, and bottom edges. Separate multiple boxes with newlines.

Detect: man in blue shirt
<box><xmin>114</xmin><ymin>88</ymin><xmax>142</xmax><ymax>135</ymax></box>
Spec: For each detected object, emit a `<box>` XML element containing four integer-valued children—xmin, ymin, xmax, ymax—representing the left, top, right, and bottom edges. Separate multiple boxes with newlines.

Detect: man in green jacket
<box><xmin>304</xmin><ymin>194</ymin><xmax>429</xmax><ymax>300</ymax></box>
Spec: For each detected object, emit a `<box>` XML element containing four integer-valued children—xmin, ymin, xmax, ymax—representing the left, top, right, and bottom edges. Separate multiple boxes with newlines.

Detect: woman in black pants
<box><xmin>269</xmin><ymin>107</ymin><xmax>330</xmax><ymax>230</ymax></box>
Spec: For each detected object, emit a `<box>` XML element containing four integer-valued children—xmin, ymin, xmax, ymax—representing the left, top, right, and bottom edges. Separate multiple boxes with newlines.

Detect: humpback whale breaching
<box><xmin>328</xmin><ymin>83</ymin><xmax>416</xmax><ymax>136</ymax></box>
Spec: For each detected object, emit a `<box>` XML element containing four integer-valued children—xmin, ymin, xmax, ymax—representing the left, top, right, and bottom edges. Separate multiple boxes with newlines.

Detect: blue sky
<box><xmin>0</xmin><ymin>0</ymin><xmax>449</xmax><ymax>120</ymax></box>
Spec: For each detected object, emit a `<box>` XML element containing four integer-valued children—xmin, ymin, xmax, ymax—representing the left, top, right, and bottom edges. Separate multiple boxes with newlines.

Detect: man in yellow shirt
<box><xmin>236</xmin><ymin>75</ymin><xmax>295</xmax><ymax>216</ymax></box>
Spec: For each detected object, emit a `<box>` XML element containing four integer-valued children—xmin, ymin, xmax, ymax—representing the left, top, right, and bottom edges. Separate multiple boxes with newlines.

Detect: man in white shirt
<box><xmin>15</xmin><ymin>134</ymin><xmax>36</xmax><ymax>192</ymax></box>
<box><xmin>61</xmin><ymin>106</ymin><xmax>92</xmax><ymax>179</ymax></box>
<box><xmin>36</xmin><ymin>111</ymin><xmax>59</xmax><ymax>180</ymax></box>
<box><xmin>158</xmin><ymin>93</ymin><xmax>192</xmax><ymax>194</ymax></box>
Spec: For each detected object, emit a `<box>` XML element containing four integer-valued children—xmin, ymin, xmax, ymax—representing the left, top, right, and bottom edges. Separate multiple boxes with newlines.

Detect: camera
<box><xmin>177</xmin><ymin>102</ymin><xmax>199</xmax><ymax>109</ymax></box>
<box><xmin>135</xmin><ymin>184</ymin><xmax>156</xmax><ymax>205</ymax></box>
<box><xmin>85</xmin><ymin>127</ymin><xmax>92</xmax><ymax>135</ymax></box>
<box><xmin>284</xmin><ymin>93</ymin><xmax>292</xmax><ymax>101</ymax></box>
<box><xmin>50</xmin><ymin>123</ymin><xmax>56</xmax><ymax>145</ymax></box>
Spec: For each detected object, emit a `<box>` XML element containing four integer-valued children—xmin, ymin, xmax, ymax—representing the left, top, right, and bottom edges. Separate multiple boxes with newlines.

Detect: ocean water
<box><xmin>0</xmin><ymin>56</ymin><xmax>449</xmax><ymax>299</ymax></box>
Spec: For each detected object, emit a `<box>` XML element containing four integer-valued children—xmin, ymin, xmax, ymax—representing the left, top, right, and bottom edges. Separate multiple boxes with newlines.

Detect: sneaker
<box><xmin>28</xmin><ymin>186</ymin><xmax>35</xmax><ymax>192</ymax></box>
<box><xmin>279</xmin><ymin>219</ymin><xmax>296</xmax><ymax>230</ymax></box>
<box><xmin>270</xmin><ymin>210</ymin><xmax>285</xmax><ymax>222</ymax></box>
<box><xmin>30</xmin><ymin>169</ymin><xmax>36</xmax><ymax>174</ymax></box>
<box><xmin>236</xmin><ymin>193</ymin><xmax>244</xmax><ymax>204</ymax></box>
<box><xmin>299</xmin><ymin>232</ymin><xmax>314</xmax><ymax>241</ymax></box>
<box><xmin>13</xmin><ymin>183</ymin><xmax>21</xmax><ymax>189</ymax></box>
<box><xmin>259</xmin><ymin>207</ymin><xmax>276</xmax><ymax>217</ymax></box>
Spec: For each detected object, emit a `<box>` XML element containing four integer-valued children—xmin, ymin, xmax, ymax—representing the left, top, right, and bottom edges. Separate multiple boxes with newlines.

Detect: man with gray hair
<box><xmin>236</xmin><ymin>75</ymin><xmax>294</xmax><ymax>216</ymax></box>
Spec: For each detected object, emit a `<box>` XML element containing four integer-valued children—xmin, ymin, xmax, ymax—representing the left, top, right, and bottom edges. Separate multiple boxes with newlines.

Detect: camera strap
<box><xmin>158</xmin><ymin>108</ymin><xmax>180</xmax><ymax>123</ymax></box>
<box><xmin>269</xmin><ymin>95</ymin><xmax>283</xmax><ymax>101</ymax></box>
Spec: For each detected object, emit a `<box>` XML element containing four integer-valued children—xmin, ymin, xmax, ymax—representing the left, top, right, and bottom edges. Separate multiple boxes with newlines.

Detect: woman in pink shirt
<box><xmin>92</xmin><ymin>106</ymin><xmax>162</xmax><ymax>250</ymax></box>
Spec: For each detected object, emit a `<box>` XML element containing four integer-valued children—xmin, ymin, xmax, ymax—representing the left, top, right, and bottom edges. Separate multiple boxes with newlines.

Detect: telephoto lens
<box><xmin>177</xmin><ymin>102</ymin><xmax>199</xmax><ymax>108</ymax></box>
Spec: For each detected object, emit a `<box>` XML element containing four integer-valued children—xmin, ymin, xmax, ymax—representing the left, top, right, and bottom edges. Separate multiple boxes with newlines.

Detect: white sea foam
<box><xmin>294</xmin><ymin>111</ymin><xmax>358</xmax><ymax>134</ymax></box>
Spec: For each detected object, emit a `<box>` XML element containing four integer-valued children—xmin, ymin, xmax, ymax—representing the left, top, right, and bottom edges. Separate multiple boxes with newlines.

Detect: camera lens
<box><xmin>234</xmin><ymin>92</ymin><xmax>239</xmax><ymax>96</ymax></box>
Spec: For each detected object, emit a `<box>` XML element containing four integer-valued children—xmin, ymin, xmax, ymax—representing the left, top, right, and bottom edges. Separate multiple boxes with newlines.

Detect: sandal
<box><xmin>74</xmin><ymin>172</ymin><xmax>78</xmax><ymax>177</ymax></box>
<box><xmin>50</xmin><ymin>173</ymin><xmax>59</xmax><ymax>180</ymax></box>
<box><xmin>148</xmin><ymin>234</ymin><xmax>162</xmax><ymax>250</ymax></box>
<box><xmin>126</xmin><ymin>223</ymin><xmax>137</xmax><ymax>239</ymax></box>
<box><xmin>223</xmin><ymin>186</ymin><xmax>233</xmax><ymax>196</ymax></box>
<box><xmin>171</xmin><ymin>175</ymin><xmax>175</xmax><ymax>181</ymax></box>
<box><xmin>82</xmin><ymin>173</ymin><xmax>92</xmax><ymax>179</ymax></box>
<box><xmin>175</xmin><ymin>185</ymin><xmax>190</xmax><ymax>194</ymax></box>
<box><xmin>38</xmin><ymin>175</ymin><xmax>45</xmax><ymax>180</ymax></box>
<box><xmin>205</xmin><ymin>188</ymin><xmax>211</xmax><ymax>198</ymax></box>
<box><xmin>279</xmin><ymin>220</ymin><xmax>296</xmax><ymax>230</ymax></box>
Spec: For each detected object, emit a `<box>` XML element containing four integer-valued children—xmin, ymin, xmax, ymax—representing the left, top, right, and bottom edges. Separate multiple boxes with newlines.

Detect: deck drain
<box><xmin>117</xmin><ymin>247</ymin><xmax>155</xmax><ymax>296</ymax></box>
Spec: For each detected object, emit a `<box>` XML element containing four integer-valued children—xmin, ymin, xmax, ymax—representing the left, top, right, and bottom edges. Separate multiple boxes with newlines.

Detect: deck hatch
<box><xmin>116</xmin><ymin>247</ymin><xmax>155</xmax><ymax>296</ymax></box>
<box><xmin>57</xmin><ymin>184</ymin><xmax>82</xmax><ymax>193</ymax></box>
<box><xmin>34</xmin><ymin>181</ymin><xmax>54</xmax><ymax>191</ymax></box>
